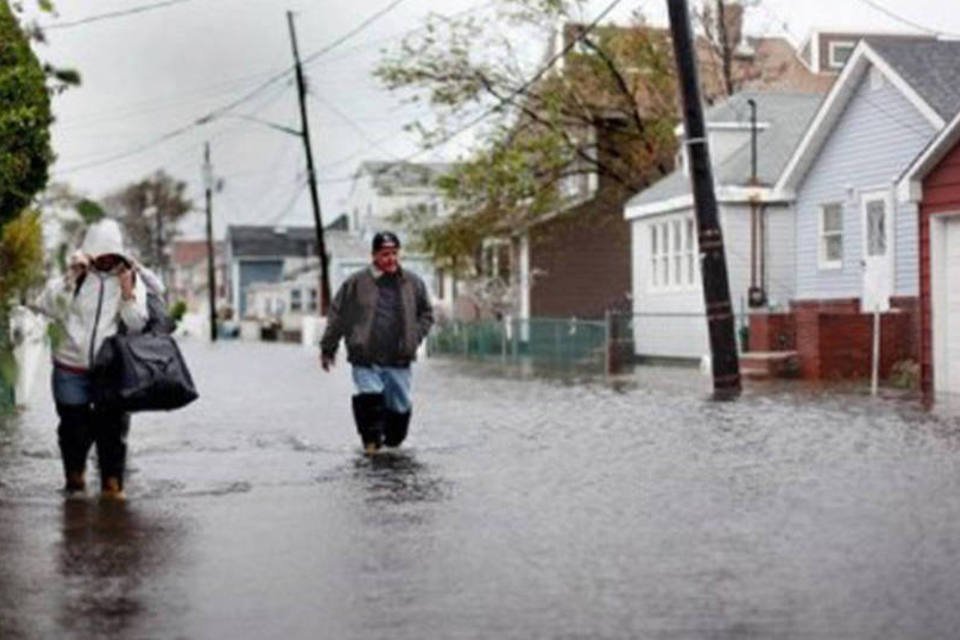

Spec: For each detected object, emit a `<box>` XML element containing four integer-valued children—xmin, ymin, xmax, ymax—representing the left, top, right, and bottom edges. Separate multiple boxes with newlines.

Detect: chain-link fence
<box><xmin>429</xmin><ymin>311</ymin><xmax>751</xmax><ymax>376</ymax></box>
<box><xmin>428</xmin><ymin>317</ymin><xmax>610</xmax><ymax>374</ymax></box>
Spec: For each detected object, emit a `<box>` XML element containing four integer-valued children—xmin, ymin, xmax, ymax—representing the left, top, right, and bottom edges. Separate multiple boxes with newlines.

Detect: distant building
<box><xmin>225</xmin><ymin>225</ymin><xmax>317</xmax><ymax>318</ymax></box>
<box><xmin>169</xmin><ymin>239</ymin><xmax>227</xmax><ymax>314</ymax></box>
<box><xmin>344</xmin><ymin>160</ymin><xmax>454</xmax><ymax>240</ymax></box>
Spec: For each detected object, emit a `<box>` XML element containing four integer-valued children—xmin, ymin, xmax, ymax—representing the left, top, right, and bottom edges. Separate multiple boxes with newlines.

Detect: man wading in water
<box><xmin>320</xmin><ymin>231</ymin><xmax>434</xmax><ymax>454</ymax></box>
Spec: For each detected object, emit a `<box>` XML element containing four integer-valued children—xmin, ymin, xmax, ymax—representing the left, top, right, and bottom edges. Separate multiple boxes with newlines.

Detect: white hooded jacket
<box><xmin>35</xmin><ymin>220</ymin><xmax>149</xmax><ymax>371</ymax></box>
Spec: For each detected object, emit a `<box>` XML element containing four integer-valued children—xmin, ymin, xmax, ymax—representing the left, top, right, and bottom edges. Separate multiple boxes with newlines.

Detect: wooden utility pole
<box><xmin>203</xmin><ymin>142</ymin><xmax>218</xmax><ymax>342</ymax></box>
<box><xmin>667</xmin><ymin>0</ymin><xmax>741</xmax><ymax>400</ymax></box>
<box><xmin>287</xmin><ymin>10</ymin><xmax>331</xmax><ymax>315</ymax></box>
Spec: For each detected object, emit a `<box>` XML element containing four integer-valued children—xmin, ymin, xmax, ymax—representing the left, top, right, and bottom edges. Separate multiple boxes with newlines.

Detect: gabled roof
<box><xmin>898</xmin><ymin>107</ymin><xmax>960</xmax><ymax>202</ymax></box>
<box><xmin>868</xmin><ymin>39</ymin><xmax>960</xmax><ymax>120</ymax></box>
<box><xmin>776</xmin><ymin>39</ymin><xmax>960</xmax><ymax>194</ymax></box>
<box><xmin>356</xmin><ymin>161</ymin><xmax>454</xmax><ymax>192</ymax></box>
<box><xmin>626</xmin><ymin>91</ymin><xmax>822</xmax><ymax>213</ymax></box>
<box><xmin>226</xmin><ymin>225</ymin><xmax>316</xmax><ymax>258</ymax></box>
<box><xmin>171</xmin><ymin>240</ymin><xmax>223</xmax><ymax>266</ymax></box>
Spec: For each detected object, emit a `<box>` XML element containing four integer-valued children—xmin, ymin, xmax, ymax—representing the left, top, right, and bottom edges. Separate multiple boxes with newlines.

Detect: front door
<box><xmin>860</xmin><ymin>189</ymin><xmax>893</xmax><ymax>312</ymax></box>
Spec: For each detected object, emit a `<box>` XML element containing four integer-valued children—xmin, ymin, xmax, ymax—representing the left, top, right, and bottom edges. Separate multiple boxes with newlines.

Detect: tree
<box><xmin>376</xmin><ymin>1</ymin><xmax>680</xmax><ymax>270</ymax></box>
<box><xmin>104</xmin><ymin>171</ymin><xmax>193</xmax><ymax>274</ymax></box>
<box><xmin>0</xmin><ymin>0</ymin><xmax>54</xmax><ymax>227</ymax></box>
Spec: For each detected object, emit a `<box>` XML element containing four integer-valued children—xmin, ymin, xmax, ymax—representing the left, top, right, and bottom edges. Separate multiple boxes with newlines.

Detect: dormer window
<box><xmin>827</xmin><ymin>41</ymin><xmax>856</xmax><ymax>70</ymax></box>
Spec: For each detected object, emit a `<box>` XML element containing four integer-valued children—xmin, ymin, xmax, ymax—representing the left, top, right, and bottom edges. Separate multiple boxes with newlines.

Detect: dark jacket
<box><xmin>320</xmin><ymin>266</ymin><xmax>434</xmax><ymax>366</ymax></box>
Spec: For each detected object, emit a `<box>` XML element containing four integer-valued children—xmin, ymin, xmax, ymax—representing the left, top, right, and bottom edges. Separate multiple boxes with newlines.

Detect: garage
<box><xmin>938</xmin><ymin>216</ymin><xmax>960</xmax><ymax>394</ymax></box>
<box><xmin>902</xmin><ymin>109</ymin><xmax>960</xmax><ymax>399</ymax></box>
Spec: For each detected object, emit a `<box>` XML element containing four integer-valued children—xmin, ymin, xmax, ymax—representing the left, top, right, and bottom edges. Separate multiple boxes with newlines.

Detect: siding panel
<box><xmin>795</xmin><ymin>70</ymin><xmax>935</xmax><ymax>300</ymax></box>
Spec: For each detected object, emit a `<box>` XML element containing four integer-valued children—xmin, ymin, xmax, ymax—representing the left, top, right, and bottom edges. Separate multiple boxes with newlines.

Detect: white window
<box><xmin>828</xmin><ymin>41</ymin><xmax>855</xmax><ymax>70</ymax></box>
<box><xmin>290</xmin><ymin>288</ymin><xmax>302</xmax><ymax>312</ymax></box>
<box><xmin>649</xmin><ymin>215</ymin><xmax>697</xmax><ymax>292</ymax></box>
<box><xmin>307</xmin><ymin>288</ymin><xmax>318</xmax><ymax>311</ymax></box>
<box><xmin>819</xmin><ymin>203</ymin><xmax>844</xmax><ymax>269</ymax></box>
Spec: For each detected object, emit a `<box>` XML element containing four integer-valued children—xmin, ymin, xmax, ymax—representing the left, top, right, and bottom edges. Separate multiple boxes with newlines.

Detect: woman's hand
<box><xmin>119</xmin><ymin>267</ymin><xmax>135</xmax><ymax>301</ymax></box>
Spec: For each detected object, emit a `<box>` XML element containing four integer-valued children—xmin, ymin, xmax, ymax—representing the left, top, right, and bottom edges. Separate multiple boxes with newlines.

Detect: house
<box><xmin>239</xmin><ymin>227</ymin><xmax>442</xmax><ymax>338</ymax></box>
<box><xmin>796</xmin><ymin>29</ymin><xmax>932</xmax><ymax>76</ymax></box>
<box><xmin>345</xmin><ymin>160</ymin><xmax>453</xmax><ymax>239</ymax></box>
<box><xmin>769</xmin><ymin>38</ymin><xmax>960</xmax><ymax>380</ymax></box>
<box><xmin>225</xmin><ymin>225</ymin><xmax>318</xmax><ymax>318</ymax></box>
<box><xmin>897</xmin><ymin>108</ymin><xmax>960</xmax><ymax>397</ymax></box>
<box><xmin>169</xmin><ymin>239</ymin><xmax>227</xmax><ymax>314</ymax></box>
<box><xmin>480</xmin><ymin>11</ymin><xmax>837</xmax><ymax>327</ymax></box>
<box><xmin>243</xmin><ymin>230</ymin><xmax>369</xmax><ymax>337</ymax></box>
<box><xmin>624</xmin><ymin>91</ymin><xmax>823</xmax><ymax>359</ymax></box>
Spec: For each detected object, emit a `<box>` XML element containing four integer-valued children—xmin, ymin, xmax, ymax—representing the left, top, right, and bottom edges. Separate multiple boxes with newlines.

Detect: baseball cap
<box><xmin>372</xmin><ymin>231</ymin><xmax>401</xmax><ymax>252</ymax></box>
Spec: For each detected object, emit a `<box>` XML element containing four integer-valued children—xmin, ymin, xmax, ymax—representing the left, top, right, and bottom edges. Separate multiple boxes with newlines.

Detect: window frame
<box><xmin>827</xmin><ymin>40</ymin><xmax>856</xmax><ymax>70</ymax></box>
<box><xmin>648</xmin><ymin>214</ymin><xmax>698</xmax><ymax>293</ymax></box>
<box><xmin>818</xmin><ymin>202</ymin><xmax>844</xmax><ymax>270</ymax></box>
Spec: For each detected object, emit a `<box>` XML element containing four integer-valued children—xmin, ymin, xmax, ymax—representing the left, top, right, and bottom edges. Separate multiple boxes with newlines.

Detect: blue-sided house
<box><xmin>773</xmin><ymin>38</ymin><xmax>960</xmax><ymax>379</ymax></box>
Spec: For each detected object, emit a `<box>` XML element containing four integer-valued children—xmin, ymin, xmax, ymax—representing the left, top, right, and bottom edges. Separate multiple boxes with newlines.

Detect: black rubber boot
<box><xmin>351</xmin><ymin>393</ymin><xmax>385</xmax><ymax>451</ymax></box>
<box><xmin>383</xmin><ymin>410</ymin><xmax>411</xmax><ymax>447</ymax></box>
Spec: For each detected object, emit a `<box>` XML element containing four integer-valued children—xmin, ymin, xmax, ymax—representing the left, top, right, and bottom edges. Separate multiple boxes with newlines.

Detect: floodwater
<box><xmin>3</xmin><ymin>341</ymin><xmax>960</xmax><ymax>639</ymax></box>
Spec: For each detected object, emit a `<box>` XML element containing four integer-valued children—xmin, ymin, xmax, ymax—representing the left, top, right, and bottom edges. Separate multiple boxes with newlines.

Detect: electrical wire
<box><xmin>52</xmin><ymin>0</ymin><xmax>414</xmax><ymax>174</ymax></box>
<box><xmin>853</xmin><ymin>0</ymin><xmax>960</xmax><ymax>38</ymax></box>
<box><xmin>41</xmin><ymin>0</ymin><xmax>192</xmax><ymax>31</ymax></box>
<box><xmin>313</xmin><ymin>0</ymin><xmax>627</xmax><ymax>186</ymax></box>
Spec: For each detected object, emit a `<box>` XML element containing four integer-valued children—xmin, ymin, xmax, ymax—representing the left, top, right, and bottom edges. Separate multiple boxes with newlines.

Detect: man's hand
<box><xmin>118</xmin><ymin>267</ymin><xmax>135</xmax><ymax>301</ymax></box>
<box><xmin>320</xmin><ymin>353</ymin><xmax>334</xmax><ymax>372</ymax></box>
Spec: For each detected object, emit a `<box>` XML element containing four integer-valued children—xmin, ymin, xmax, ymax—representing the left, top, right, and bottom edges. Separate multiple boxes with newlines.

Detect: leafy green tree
<box><xmin>376</xmin><ymin>0</ymin><xmax>680</xmax><ymax>270</ymax></box>
<box><xmin>0</xmin><ymin>0</ymin><xmax>53</xmax><ymax>227</ymax></box>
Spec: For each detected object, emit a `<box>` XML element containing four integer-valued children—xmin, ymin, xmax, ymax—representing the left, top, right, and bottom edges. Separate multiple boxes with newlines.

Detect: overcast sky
<box><xmin>25</xmin><ymin>0</ymin><xmax>960</xmax><ymax>239</ymax></box>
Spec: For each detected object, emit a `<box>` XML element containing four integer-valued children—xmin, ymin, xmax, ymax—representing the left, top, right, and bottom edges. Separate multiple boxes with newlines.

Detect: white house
<box><xmin>345</xmin><ymin>161</ymin><xmax>453</xmax><ymax>239</ymax></box>
<box><xmin>624</xmin><ymin>91</ymin><xmax>824</xmax><ymax>359</ymax></box>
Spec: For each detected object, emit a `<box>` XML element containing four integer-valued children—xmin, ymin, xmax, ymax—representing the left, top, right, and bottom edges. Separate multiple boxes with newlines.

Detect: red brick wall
<box><xmin>817</xmin><ymin>310</ymin><xmax>914</xmax><ymax>379</ymax></box>
<box><xmin>785</xmin><ymin>298</ymin><xmax>918</xmax><ymax>380</ymax></box>
<box><xmin>919</xmin><ymin>139</ymin><xmax>960</xmax><ymax>395</ymax></box>
<box><xmin>748</xmin><ymin>313</ymin><xmax>796</xmax><ymax>351</ymax></box>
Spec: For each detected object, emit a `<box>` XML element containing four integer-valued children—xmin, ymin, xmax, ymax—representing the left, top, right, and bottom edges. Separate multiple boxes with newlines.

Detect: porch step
<box><xmin>740</xmin><ymin>350</ymin><xmax>799</xmax><ymax>380</ymax></box>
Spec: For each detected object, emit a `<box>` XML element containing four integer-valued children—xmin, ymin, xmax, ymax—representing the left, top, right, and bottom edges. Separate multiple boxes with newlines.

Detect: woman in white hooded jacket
<box><xmin>34</xmin><ymin>219</ymin><xmax>149</xmax><ymax>499</ymax></box>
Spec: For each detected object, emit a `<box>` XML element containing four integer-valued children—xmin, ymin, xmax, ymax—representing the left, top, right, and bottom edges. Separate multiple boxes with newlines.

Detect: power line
<box><xmin>52</xmin><ymin>0</ymin><xmax>416</xmax><ymax>175</ymax></box>
<box><xmin>264</xmin><ymin>180</ymin><xmax>309</xmax><ymax>225</ymax></box>
<box><xmin>42</xmin><ymin>0</ymin><xmax>192</xmax><ymax>30</ymax></box>
<box><xmin>301</xmin><ymin>0</ymin><xmax>409</xmax><ymax>66</ymax></box>
<box><xmin>315</xmin><ymin>0</ymin><xmax>627</xmax><ymax>185</ymax></box>
<box><xmin>854</xmin><ymin>0</ymin><xmax>960</xmax><ymax>38</ymax></box>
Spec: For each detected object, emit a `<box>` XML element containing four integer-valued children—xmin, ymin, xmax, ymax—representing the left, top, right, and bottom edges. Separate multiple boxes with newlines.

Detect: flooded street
<box><xmin>3</xmin><ymin>340</ymin><xmax>960</xmax><ymax>639</ymax></box>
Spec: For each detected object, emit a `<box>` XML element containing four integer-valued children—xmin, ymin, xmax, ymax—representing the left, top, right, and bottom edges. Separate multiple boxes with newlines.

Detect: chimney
<box><xmin>722</xmin><ymin>1</ymin><xmax>744</xmax><ymax>54</ymax></box>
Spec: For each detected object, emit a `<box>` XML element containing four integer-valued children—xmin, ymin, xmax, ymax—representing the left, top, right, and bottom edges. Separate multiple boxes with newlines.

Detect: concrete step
<box><xmin>740</xmin><ymin>350</ymin><xmax>799</xmax><ymax>380</ymax></box>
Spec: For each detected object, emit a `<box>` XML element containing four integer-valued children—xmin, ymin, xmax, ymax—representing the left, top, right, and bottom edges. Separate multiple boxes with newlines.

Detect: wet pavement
<box><xmin>3</xmin><ymin>340</ymin><xmax>960</xmax><ymax>639</ymax></box>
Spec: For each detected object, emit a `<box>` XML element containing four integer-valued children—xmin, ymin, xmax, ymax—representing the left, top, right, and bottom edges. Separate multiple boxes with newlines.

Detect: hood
<box><xmin>81</xmin><ymin>219</ymin><xmax>130</xmax><ymax>260</ymax></box>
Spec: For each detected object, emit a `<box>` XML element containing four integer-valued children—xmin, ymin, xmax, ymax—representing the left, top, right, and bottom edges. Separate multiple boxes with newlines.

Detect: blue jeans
<box><xmin>351</xmin><ymin>365</ymin><xmax>412</xmax><ymax>413</ymax></box>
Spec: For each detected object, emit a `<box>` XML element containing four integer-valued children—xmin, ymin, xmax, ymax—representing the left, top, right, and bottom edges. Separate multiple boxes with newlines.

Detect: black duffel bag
<box><xmin>93</xmin><ymin>331</ymin><xmax>198</xmax><ymax>412</ymax></box>
<box><xmin>92</xmin><ymin>287</ymin><xmax>198</xmax><ymax>413</ymax></box>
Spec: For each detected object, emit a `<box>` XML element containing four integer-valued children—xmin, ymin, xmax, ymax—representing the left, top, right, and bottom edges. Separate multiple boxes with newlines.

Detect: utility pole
<box><xmin>203</xmin><ymin>142</ymin><xmax>218</xmax><ymax>342</ymax></box>
<box><xmin>287</xmin><ymin>10</ymin><xmax>331</xmax><ymax>316</ymax></box>
<box><xmin>667</xmin><ymin>0</ymin><xmax>741</xmax><ymax>400</ymax></box>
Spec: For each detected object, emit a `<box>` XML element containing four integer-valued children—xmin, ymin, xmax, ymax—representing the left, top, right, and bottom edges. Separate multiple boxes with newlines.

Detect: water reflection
<box><xmin>352</xmin><ymin>451</ymin><xmax>450</xmax><ymax>505</ymax></box>
<box><xmin>56</xmin><ymin>500</ymin><xmax>183</xmax><ymax>639</ymax></box>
